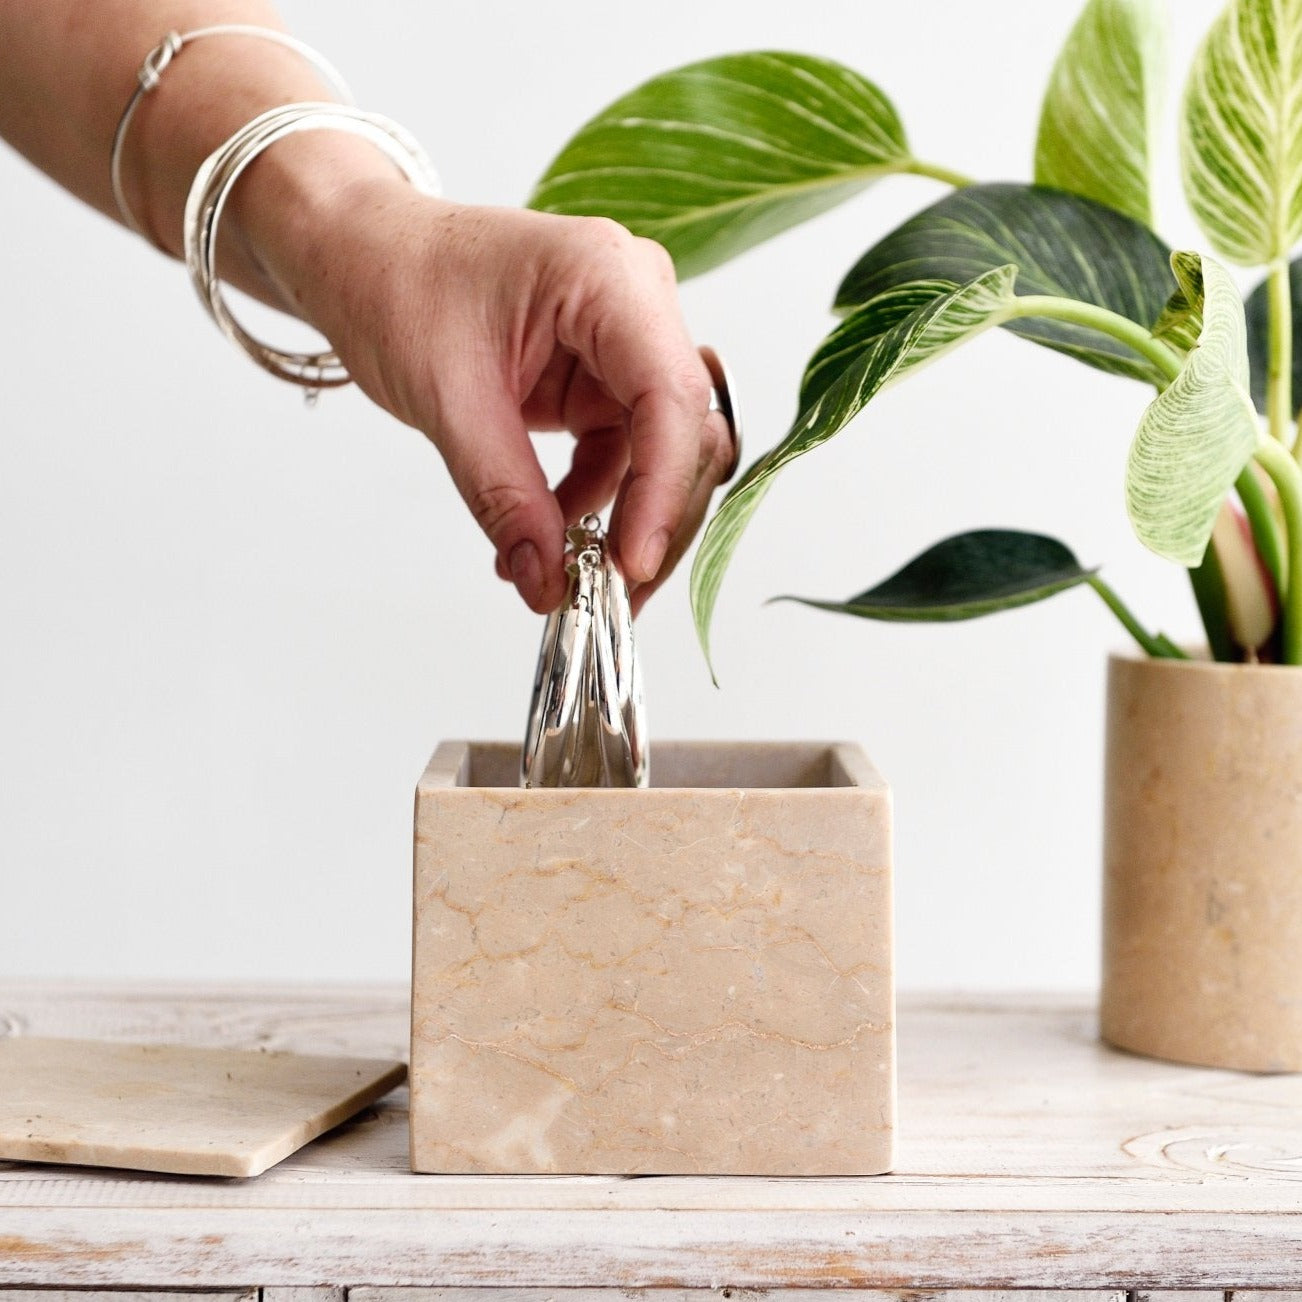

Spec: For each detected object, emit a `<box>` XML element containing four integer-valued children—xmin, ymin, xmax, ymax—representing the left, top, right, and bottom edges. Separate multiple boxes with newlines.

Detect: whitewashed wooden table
<box><xmin>1</xmin><ymin>984</ymin><xmax>1301</xmax><ymax>1295</ymax></box>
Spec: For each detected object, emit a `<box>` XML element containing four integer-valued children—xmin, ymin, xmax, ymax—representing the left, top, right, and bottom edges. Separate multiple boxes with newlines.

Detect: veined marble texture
<box><xmin>411</xmin><ymin>741</ymin><xmax>894</xmax><ymax>1175</ymax></box>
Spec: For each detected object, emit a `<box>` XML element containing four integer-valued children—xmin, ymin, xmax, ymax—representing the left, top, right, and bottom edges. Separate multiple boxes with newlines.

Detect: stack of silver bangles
<box><xmin>110</xmin><ymin>25</ymin><xmax>440</xmax><ymax>390</ymax></box>
<box><xmin>183</xmin><ymin>102</ymin><xmax>438</xmax><ymax>389</ymax></box>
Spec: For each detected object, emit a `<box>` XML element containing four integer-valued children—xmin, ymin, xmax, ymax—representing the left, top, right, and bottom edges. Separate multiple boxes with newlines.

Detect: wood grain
<box><xmin>0</xmin><ymin>1295</ymin><xmax>255</xmax><ymax>1302</ymax></box>
<box><xmin>0</xmin><ymin>984</ymin><xmax>1300</xmax><ymax>1288</ymax></box>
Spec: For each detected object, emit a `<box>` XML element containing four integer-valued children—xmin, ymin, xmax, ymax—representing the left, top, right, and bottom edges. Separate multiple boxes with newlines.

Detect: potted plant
<box><xmin>529</xmin><ymin>0</ymin><xmax>1302</xmax><ymax>1071</ymax></box>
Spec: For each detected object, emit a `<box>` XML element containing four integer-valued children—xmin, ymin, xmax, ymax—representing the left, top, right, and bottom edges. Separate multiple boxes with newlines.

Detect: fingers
<box><xmin>622</xmin><ymin>406</ymin><xmax>736</xmax><ymax>615</ymax></box>
<box><xmin>439</xmin><ymin>394</ymin><xmax>569</xmax><ymax>614</ymax></box>
<box><xmin>554</xmin><ymin>223</ymin><xmax>714</xmax><ymax>585</ymax></box>
<box><xmin>553</xmin><ymin>422</ymin><xmax>630</xmax><ymax>525</ymax></box>
<box><xmin>327</xmin><ymin>202</ymin><xmax>729</xmax><ymax>616</ymax></box>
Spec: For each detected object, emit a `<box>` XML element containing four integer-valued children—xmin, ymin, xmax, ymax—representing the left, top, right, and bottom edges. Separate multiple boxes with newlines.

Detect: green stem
<box><xmin>1253</xmin><ymin>438</ymin><xmax>1302</xmax><ymax>664</ymax></box>
<box><xmin>903</xmin><ymin>159</ymin><xmax>976</xmax><ymax>189</ymax></box>
<box><xmin>1235</xmin><ymin>463</ymin><xmax>1286</xmax><ymax>594</ymax></box>
<box><xmin>1087</xmin><ymin>576</ymin><xmax>1189</xmax><ymax>659</ymax></box>
<box><xmin>1266</xmin><ymin>257</ymin><xmax>1294</xmax><ymax>450</ymax></box>
<box><xmin>1011</xmin><ymin>295</ymin><xmax>1183</xmax><ymax>384</ymax></box>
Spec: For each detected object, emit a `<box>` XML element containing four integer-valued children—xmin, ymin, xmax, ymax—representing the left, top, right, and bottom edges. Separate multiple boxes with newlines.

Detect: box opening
<box><xmin>448</xmin><ymin>740</ymin><xmax>864</xmax><ymax>789</ymax></box>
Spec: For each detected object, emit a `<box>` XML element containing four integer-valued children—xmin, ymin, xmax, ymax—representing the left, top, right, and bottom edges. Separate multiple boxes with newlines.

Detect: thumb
<box><xmin>437</xmin><ymin>396</ymin><xmax>567</xmax><ymax>613</ymax></box>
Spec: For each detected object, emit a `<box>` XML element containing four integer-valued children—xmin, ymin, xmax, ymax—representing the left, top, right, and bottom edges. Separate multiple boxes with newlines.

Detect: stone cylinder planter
<box><xmin>1102</xmin><ymin>653</ymin><xmax>1302</xmax><ymax>1071</ymax></box>
<box><xmin>410</xmin><ymin>739</ymin><xmax>894</xmax><ymax>1175</ymax></box>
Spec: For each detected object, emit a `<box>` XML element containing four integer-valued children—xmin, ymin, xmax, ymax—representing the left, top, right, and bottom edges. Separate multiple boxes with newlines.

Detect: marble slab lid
<box><xmin>0</xmin><ymin>1036</ymin><xmax>406</xmax><ymax>1177</ymax></box>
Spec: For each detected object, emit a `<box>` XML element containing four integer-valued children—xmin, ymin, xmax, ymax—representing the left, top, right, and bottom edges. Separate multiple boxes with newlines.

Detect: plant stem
<box><xmin>1086</xmin><ymin>576</ymin><xmax>1189</xmax><ymax>659</ymax></box>
<box><xmin>1011</xmin><ymin>295</ymin><xmax>1182</xmax><ymax>384</ymax></box>
<box><xmin>1266</xmin><ymin>257</ymin><xmax>1295</xmax><ymax>451</ymax></box>
<box><xmin>1252</xmin><ymin>437</ymin><xmax>1302</xmax><ymax>663</ymax></box>
<box><xmin>903</xmin><ymin>159</ymin><xmax>976</xmax><ymax>189</ymax></box>
<box><xmin>1235</xmin><ymin>463</ymin><xmax>1286</xmax><ymax>594</ymax></box>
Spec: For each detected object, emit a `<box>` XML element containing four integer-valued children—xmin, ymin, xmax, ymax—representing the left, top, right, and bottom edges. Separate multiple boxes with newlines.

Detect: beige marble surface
<box><xmin>0</xmin><ymin>1036</ymin><xmax>406</xmax><ymax>1176</ymax></box>
<box><xmin>1103</xmin><ymin>654</ymin><xmax>1302</xmax><ymax>1071</ymax></box>
<box><xmin>411</xmin><ymin>740</ymin><xmax>894</xmax><ymax>1175</ymax></box>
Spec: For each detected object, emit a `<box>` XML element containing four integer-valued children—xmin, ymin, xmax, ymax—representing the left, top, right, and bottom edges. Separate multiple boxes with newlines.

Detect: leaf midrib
<box><xmin>1274</xmin><ymin>1</ymin><xmax>1302</xmax><ymax>255</ymax></box>
<box><xmin>543</xmin><ymin>157</ymin><xmax>919</xmax><ymax>238</ymax></box>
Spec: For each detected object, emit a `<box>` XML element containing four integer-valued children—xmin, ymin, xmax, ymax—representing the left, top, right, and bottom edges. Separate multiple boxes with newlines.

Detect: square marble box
<box><xmin>410</xmin><ymin>740</ymin><xmax>894</xmax><ymax>1175</ymax></box>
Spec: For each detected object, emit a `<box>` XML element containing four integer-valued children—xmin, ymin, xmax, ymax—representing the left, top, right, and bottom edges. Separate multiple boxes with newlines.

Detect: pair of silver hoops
<box><xmin>521</xmin><ymin>514</ymin><xmax>646</xmax><ymax>790</ymax></box>
<box><xmin>521</xmin><ymin>349</ymin><xmax>742</xmax><ymax>789</ymax></box>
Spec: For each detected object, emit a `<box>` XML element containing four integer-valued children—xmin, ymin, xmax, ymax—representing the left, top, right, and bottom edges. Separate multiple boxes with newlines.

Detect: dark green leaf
<box><xmin>834</xmin><ymin>182</ymin><xmax>1176</xmax><ymax>383</ymax></box>
<box><xmin>1188</xmin><ymin>542</ymin><xmax>1235</xmax><ymax>663</ymax></box>
<box><xmin>1245</xmin><ymin>257</ymin><xmax>1302</xmax><ymax>413</ymax></box>
<box><xmin>530</xmin><ymin>52</ymin><xmax>918</xmax><ymax>279</ymax></box>
<box><xmin>691</xmin><ymin>267</ymin><xmax>1022</xmax><ymax>674</ymax></box>
<box><xmin>773</xmin><ymin>529</ymin><xmax>1097</xmax><ymax>622</ymax></box>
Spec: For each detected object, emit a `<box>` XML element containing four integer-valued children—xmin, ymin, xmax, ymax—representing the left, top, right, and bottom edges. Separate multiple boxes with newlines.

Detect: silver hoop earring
<box><xmin>521</xmin><ymin>515</ymin><xmax>647</xmax><ymax>789</ymax></box>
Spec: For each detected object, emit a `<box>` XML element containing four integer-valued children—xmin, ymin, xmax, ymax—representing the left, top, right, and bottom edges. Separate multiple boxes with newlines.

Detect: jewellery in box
<box><xmin>521</xmin><ymin>514</ymin><xmax>647</xmax><ymax>789</ymax></box>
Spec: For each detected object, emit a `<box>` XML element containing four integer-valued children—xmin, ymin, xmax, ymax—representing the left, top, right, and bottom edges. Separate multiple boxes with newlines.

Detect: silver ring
<box><xmin>521</xmin><ymin>514</ymin><xmax>647</xmax><ymax>789</ymax></box>
<box><xmin>700</xmin><ymin>345</ymin><xmax>743</xmax><ymax>481</ymax></box>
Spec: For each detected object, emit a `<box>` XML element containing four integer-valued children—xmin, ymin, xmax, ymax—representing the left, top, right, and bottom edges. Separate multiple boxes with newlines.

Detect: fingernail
<box><xmin>509</xmin><ymin>539</ymin><xmax>542</xmax><ymax>607</ymax></box>
<box><xmin>641</xmin><ymin>528</ymin><xmax>671</xmax><ymax>580</ymax></box>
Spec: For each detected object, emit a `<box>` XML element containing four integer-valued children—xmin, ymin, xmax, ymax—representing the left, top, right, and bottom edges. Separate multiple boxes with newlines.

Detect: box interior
<box><xmin>455</xmin><ymin>741</ymin><xmax>860</xmax><ymax>789</ymax></box>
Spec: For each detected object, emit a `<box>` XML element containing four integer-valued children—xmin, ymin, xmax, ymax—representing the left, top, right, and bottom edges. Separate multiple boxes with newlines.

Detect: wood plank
<box><xmin>0</xmin><ymin>1207</ymin><xmax>1299</xmax><ymax>1288</ymax></box>
<box><xmin>1133</xmin><ymin>1295</ymin><xmax>1225</xmax><ymax>1302</ymax></box>
<box><xmin>351</xmin><ymin>1291</ymin><xmax>1127</xmax><ymax>1302</ymax></box>
<box><xmin>0</xmin><ymin>1294</ymin><xmax>254</xmax><ymax>1302</ymax></box>
<box><xmin>4</xmin><ymin>989</ymin><xmax>1301</xmax><ymax>1213</ymax></box>
<box><xmin>2</xmin><ymin>984</ymin><xmax>1302</xmax><ymax>1287</ymax></box>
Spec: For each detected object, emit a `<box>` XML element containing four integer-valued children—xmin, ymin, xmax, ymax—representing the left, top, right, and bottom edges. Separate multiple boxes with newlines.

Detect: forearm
<box><xmin>0</xmin><ymin>0</ymin><xmax>399</xmax><ymax>308</ymax></box>
<box><xmin>0</xmin><ymin>2</ymin><xmax>732</xmax><ymax>612</ymax></box>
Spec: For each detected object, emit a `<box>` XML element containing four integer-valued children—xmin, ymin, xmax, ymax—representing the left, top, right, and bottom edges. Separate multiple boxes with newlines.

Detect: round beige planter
<box><xmin>1102</xmin><ymin>653</ymin><xmax>1302</xmax><ymax>1071</ymax></box>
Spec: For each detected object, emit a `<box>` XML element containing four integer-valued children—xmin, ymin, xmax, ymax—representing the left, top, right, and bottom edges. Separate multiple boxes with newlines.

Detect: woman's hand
<box><xmin>244</xmin><ymin>166</ymin><xmax>736</xmax><ymax>614</ymax></box>
<box><xmin>1</xmin><ymin>5</ymin><xmax>735</xmax><ymax>611</ymax></box>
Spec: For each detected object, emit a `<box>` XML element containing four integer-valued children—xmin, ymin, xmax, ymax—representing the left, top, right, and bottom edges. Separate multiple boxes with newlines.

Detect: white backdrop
<box><xmin>0</xmin><ymin>0</ymin><xmax>1226</xmax><ymax>987</ymax></box>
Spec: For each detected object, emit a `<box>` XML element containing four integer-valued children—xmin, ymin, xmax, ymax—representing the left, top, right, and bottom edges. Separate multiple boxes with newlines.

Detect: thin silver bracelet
<box><xmin>110</xmin><ymin>25</ymin><xmax>356</xmax><ymax>247</ymax></box>
<box><xmin>183</xmin><ymin>102</ymin><xmax>440</xmax><ymax>391</ymax></box>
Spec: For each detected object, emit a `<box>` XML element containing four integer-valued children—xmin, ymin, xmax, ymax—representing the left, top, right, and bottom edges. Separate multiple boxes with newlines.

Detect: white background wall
<box><xmin>0</xmin><ymin>0</ymin><xmax>1227</xmax><ymax>988</ymax></box>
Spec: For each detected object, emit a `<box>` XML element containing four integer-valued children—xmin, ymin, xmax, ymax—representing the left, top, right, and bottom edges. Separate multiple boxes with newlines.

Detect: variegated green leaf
<box><xmin>529</xmin><ymin>52</ymin><xmax>924</xmax><ymax>279</ymax></box>
<box><xmin>691</xmin><ymin>266</ymin><xmax>1021</xmax><ymax>674</ymax></box>
<box><xmin>1126</xmin><ymin>252</ymin><xmax>1260</xmax><ymax>563</ymax></box>
<box><xmin>1034</xmin><ymin>0</ymin><xmax>1167</xmax><ymax>226</ymax></box>
<box><xmin>776</xmin><ymin>530</ymin><xmax>1098</xmax><ymax>622</ymax></box>
<box><xmin>1151</xmin><ymin>273</ymin><xmax>1205</xmax><ymax>353</ymax></box>
<box><xmin>800</xmin><ymin>280</ymin><xmax>957</xmax><ymax>408</ymax></box>
<box><xmin>835</xmin><ymin>184</ymin><xmax>1176</xmax><ymax>384</ymax></box>
<box><xmin>1182</xmin><ymin>0</ymin><xmax>1302</xmax><ymax>265</ymax></box>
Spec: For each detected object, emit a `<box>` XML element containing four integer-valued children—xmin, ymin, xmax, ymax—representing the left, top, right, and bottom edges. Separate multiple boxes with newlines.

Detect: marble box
<box><xmin>410</xmin><ymin>740</ymin><xmax>894</xmax><ymax>1175</ymax></box>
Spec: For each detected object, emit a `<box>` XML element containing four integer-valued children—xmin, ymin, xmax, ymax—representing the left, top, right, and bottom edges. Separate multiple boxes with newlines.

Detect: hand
<box><xmin>252</xmin><ymin>173</ymin><xmax>736</xmax><ymax>614</ymax></box>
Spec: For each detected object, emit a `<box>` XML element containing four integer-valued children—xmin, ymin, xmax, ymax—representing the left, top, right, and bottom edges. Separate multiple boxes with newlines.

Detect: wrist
<box><xmin>223</xmin><ymin>129</ymin><xmax>419</xmax><ymax>317</ymax></box>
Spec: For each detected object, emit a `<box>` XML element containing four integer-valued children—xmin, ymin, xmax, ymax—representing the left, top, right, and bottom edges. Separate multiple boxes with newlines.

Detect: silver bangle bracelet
<box><xmin>111</xmin><ymin>24</ymin><xmax>356</xmax><ymax>247</ymax></box>
<box><xmin>183</xmin><ymin>102</ymin><xmax>440</xmax><ymax>391</ymax></box>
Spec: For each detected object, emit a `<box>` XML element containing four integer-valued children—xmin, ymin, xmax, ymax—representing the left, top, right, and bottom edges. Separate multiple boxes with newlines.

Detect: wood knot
<box><xmin>1125</xmin><ymin>1125</ymin><xmax>1302</xmax><ymax>1179</ymax></box>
